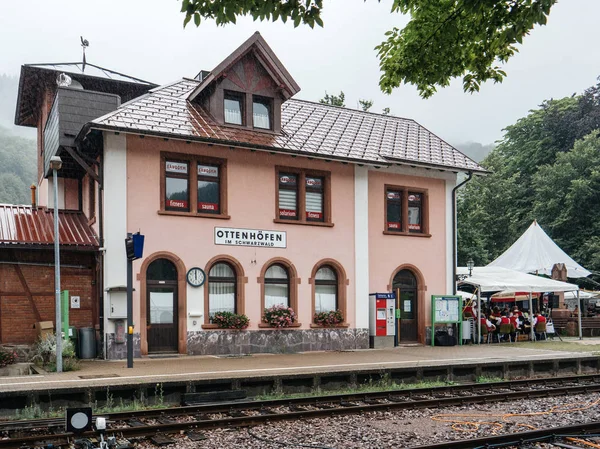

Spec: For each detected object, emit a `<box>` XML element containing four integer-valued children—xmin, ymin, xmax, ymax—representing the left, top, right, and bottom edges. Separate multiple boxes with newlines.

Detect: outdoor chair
<box><xmin>499</xmin><ymin>323</ymin><xmax>515</xmax><ymax>343</ymax></box>
<box><xmin>534</xmin><ymin>322</ymin><xmax>547</xmax><ymax>341</ymax></box>
<box><xmin>481</xmin><ymin>326</ymin><xmax>499</xmax><ymax>344</ymax></box>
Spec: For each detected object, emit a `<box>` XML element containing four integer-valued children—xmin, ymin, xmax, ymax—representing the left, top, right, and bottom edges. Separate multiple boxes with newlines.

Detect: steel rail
<box><xmin>3</xmin><ymin>374</ymin><xmax>600</xmax><ymax>448</ymax></box>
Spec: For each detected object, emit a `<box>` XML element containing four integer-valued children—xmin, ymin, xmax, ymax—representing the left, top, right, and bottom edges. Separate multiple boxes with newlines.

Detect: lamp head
<box><xmin>467</xmin><ymin>258</ymin><xmax>474</xmax><ymax>270</ymax></box>
<box><xmin>49</xmin><ymin>156</ymin><xmax>62</xmax><ymax>171</ymax></box>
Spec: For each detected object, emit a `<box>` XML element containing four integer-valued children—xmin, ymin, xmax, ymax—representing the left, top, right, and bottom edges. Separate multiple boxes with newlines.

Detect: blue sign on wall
<box><xmin>370</xmin><ymin>292</ymin><xmax>396</xmax><ymax>299</ymax></box>
<box><xmin>132</xmin><ymin>233</ymin><xmax>144</xmax><ymax>259</ymax></box>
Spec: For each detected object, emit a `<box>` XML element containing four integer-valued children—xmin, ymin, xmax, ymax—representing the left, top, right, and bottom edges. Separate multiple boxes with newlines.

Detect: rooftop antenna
<box><xmin>80</xmin><ymin>36</ymin><xmax>89</xmax><ymax>72</ymax></box>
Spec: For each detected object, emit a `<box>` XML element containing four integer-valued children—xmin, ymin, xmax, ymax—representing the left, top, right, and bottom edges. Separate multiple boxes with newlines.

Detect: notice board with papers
<box><xmin>431</xmin><ymin>295</ymin><xmax>462</xmax><ymax>347</ymax></box>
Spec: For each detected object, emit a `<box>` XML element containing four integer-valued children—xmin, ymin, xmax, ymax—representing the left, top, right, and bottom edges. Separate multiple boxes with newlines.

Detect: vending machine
<box><xmin>368</xmin><ymin>292</ymin><xmax>396</xmax><ymax>348</ymax></box>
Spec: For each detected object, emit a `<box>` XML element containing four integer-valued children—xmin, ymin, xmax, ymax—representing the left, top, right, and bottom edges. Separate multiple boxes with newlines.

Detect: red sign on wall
<box><xmin>387</xmin><ymin>222</ymin><xmax>400</xmax><ymax>229</ymax></box>
<box><xmin>306</xmin><ymin>211</ymin><xmax>322</xmax><ymax>220</ymax></box>
<box><xmin>408</xmin><ymin>223</ymin><xmax>421</xmax><ymax>231</ymax></box>
<box><xmin>167</xmin><ymin>199</ymin><xmax>188</xmax><ymax>209</ymax></box>
<box><xmin>198</xmin><ymin>202</ymin><xmax>218</xmax><ymax>211</ymax></box>
<box><xmin>279</xmin><ymin>208</ymin><xmax>297</xmax><ymax>218</ymax></box>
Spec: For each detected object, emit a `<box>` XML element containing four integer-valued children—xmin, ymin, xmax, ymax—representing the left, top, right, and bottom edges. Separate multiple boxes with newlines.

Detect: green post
<box><xmin>61</xmin><ymin>290</ymin><xmax>69</xmax><ymax>338</ymax></box>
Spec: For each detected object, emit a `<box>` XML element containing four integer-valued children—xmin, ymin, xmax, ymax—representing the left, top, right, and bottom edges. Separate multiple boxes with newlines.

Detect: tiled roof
<box><xmin>87</xmin><ymin>79</ymin><xmax>484</xmax><ymax>172</ymax></box>
<box><xmin>0</xmin><ymin>205</ymin><xmax>99</xmax><ymax>248</ymax></box>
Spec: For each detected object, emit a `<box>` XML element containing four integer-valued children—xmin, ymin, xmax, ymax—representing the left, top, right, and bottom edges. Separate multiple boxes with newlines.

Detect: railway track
<box><xmin>4</xmin><ymin>373</ymin><xmax>600</xmax><ymax>448</ymax></box>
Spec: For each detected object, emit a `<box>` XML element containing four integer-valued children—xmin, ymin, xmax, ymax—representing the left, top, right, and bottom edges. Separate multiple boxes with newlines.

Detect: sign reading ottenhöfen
<box><xmin>214</xmin><ymin>227</ymin><xmax>287</xmax><ymax>248</ymax></box>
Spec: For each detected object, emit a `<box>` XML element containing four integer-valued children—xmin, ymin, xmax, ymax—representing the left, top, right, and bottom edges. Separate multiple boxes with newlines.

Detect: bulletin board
<box><xmin>431</xmin><ymin>295</ymin><xmax>462</xmax><ymax>347</ymax></box>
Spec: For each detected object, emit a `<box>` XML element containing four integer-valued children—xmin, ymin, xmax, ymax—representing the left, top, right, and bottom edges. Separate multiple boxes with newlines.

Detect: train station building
<box><xmin>5</xmin><ymin>32</ymin><xmax>484</xmax><ymax>359</ymax></box>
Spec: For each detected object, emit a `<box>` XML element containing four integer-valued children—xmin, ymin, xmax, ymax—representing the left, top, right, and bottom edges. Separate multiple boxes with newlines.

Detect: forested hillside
<box><xmin>0</xmin><ymin>126</ymin><xmax>37</xmax><ymax>204</ymax></box>
<box><xmin>0</xmin><ymin>74</ymin><xmax>37</xmax><ymax>204</ymax></box>
<box><xmin>457</xmin><ymin>79</ymin><xmax>600</xmax><ymax>285</ymax></box>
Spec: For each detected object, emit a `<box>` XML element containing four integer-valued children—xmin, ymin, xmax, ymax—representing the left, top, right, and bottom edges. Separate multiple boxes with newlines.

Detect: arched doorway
<box><xmin>393</xmin><ymin>269</ymin><xmax>418</xmax><ymax>343</ymax></box>
<box><xmin>146</xmin><ymin>258</ymin><xmax>178</xmax><ymax>353</ymax></box>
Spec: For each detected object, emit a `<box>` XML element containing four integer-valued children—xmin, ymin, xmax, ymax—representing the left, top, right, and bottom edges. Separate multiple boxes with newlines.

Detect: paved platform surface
<box><xmin>1</xmin><ymin>341</ymin><xmax>598</xmax><ymax>393</ymax></box>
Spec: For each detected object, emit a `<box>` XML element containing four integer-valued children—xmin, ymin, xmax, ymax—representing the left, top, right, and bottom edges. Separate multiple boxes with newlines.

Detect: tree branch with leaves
<box><xmin>180</xmin><ymin>0</ymin><xmax>557</xmax><ymax>98</ymax></box>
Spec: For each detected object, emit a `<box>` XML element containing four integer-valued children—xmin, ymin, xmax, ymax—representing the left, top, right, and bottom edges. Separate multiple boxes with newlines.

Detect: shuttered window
<box><xmin>276</xmin><ymin>168</ymin><xmax>331</xmax><ymax>225</ymax></box>
<box><xmin>278</xmin><ymin>173</ymin><xmax>298</xmax><ymax>220</ymax></box>
<box><xmin>208</xmin><ymin>262</ymin><xmax>236</xmax><ymax>318</ymax></box>
<box><xmin>305</xmin><ymin>176</ymin><xmax>324</xmax><ymax>222</ymax></box>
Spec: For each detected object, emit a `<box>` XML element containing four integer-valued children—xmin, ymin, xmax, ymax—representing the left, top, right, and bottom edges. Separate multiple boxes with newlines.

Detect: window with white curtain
<box><xmin>224</xmin><ymin>91</ymin><xmax>243</xmax><ymax>125</ymax></box>
<box><xmin>315</xmin><ymin>266</ymin><xmax>337</xmax><ymax>313</ymax></box>
<box><xmin>264</xmin><ymin>264</ymin><xmax>289</xmax><ymax>309</ymax></box>
<box><xmin>208</xmin><ymin>262</ymin><xmax>236</xmax><ymax>318</ymax></box>
<box><xmin>253</xmin><ymin>96</ymin><xmax>272</xmax><ymax>129</ymax></box>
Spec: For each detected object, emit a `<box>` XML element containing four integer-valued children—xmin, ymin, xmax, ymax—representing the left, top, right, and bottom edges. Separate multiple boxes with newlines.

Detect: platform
<box><xmin>1</xmin><ymin>340</ymin><xmax>599</xmax><ymax>396</ymax></box>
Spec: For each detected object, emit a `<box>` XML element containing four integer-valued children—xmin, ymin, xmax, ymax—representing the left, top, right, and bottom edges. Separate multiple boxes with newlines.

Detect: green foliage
<box><xmin>313</xmin><ymin>309</ymin><xmax>344</xmax><ymax>326</ymax></box>
<box><xmin>458</xmin><ymin>79</ymin><xmax>600</xmax><ymax>285</ymax></box>
<box><xmin>0</xmin><ymin>126</ymin><xmax>36</xmax><ymax>204</ymax></box>
<box><xmin>32</xmin><ymin>334</ymin><xmax>80</xmax><ymax>371</ymax></box>
<box><xmin>179</xmin><ymin>1</ymin><xmax>558</xmax><ymax>97</ymax></box>
<box><xmin>263</xmin><ymin>304</ymin><xmax>297</xmax><ymax>327</ymax></box>
<box><xmin>0</xmin><ymin>348</ymin><xmax>17</xmax><ymax>367</ymax></box>
<box><xmin>358</xmin><ymin>99</ymin><xmax>373</xmax><ymax>112</ymax></box>
<box><xmin>377</xmin><ymin>0</ymin><xmax>557</xmax><ymax>97</ymax></box>
<box><xmin>180</xmin><ymin>0</ymin><xmax>324</xmax><ymax>28</ymax></box>
<box><xmin>382</xmin><ymin>107</ymin><xmax>391</xmax><ymax>116</ymax></box>
<box><xmin>211</xmin><ymin>311</ymin><xmax>250</xmax><ymax>329</ymax></box>
<box><xmin>319</xmin><ymin>91</ymin><xmax>345</xmax><ymax>107</ymax></box>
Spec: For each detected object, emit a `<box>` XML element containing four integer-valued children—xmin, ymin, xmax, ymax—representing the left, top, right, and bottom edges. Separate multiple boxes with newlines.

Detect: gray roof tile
<box><xmin>89</xmin><ymin>79</ymin><xmax>485</xmax><ymax>172</ymax></box>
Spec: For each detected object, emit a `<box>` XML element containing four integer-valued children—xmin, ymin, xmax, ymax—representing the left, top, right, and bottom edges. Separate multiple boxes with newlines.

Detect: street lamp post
<box><xmin>50</xmin><ymin>156</ymin><xmax>63</xmax><ymax>373</ymax></box>
<box><xmin>467</xmin><ymin>258</ymin><xmax>474</xmax><ymax>277</ymax></box>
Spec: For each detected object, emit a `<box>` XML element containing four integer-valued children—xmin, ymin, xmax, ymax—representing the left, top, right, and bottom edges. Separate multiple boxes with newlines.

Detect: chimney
<box><xmin>30</xmin><ymin>184</ymin><xmax>37</xmax><ymax>209</ymax></box>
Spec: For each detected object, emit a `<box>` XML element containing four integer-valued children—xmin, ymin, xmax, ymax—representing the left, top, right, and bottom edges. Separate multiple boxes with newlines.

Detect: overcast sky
<box><xmin>1</xmin><ymin>0</ymin><xmax>599</xmax><ymax>145</ymax></box>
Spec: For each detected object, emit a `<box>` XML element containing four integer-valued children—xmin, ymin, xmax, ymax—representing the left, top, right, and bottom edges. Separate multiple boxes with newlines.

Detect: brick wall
<box><xmin>0</xmin><ymin>249</ymin><xmax>97</xmax><ymax>344</ymax></box>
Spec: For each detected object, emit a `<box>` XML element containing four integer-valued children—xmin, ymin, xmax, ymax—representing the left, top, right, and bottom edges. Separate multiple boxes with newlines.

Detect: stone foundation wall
<box><xmin>0</xmin><ymin>344</ymin><xmax>34</xmax><ymax>362</ymax></box>
<box><xmin>105</xmin><ymin>333</ymin><xmax>141</xmax><ymax>360</ymax></box>
<box><xmin>187</xmin><ymin>328</ymin><xmax>369</xmax><ymax>356</ymax></box>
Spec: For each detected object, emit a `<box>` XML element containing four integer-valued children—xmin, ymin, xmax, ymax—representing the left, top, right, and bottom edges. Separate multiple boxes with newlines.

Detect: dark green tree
<box><xmin>358</xmin><ymin>99</ymin><xmax>373</xmax><ymax>112</ymax></box>
<box><xmin>319</xmin><ymin>91</ymin><xmax>345</xmax><ymax>107</ymax></box>
<box><xmin>180</xmin><ymin>0</ymin><xmax>557</xmax><ymax>97</ymax></box>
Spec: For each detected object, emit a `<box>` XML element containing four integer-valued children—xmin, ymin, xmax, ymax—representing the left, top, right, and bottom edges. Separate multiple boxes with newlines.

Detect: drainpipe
<box><xmin>452</xmin><ymin>171</ymin><xmax>473</xmax><ymax>294</ymax></box>
<box><xmin>98</xmin><ymin>149</ymin><xmax>105</xmax><ymax>358</ymax></box>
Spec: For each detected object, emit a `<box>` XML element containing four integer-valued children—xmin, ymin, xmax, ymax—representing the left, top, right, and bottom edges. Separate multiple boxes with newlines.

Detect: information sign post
<box><xmin>431</xmin><ymin>295</ymin><xmax>462</xmax><ymax>347</ymax></box>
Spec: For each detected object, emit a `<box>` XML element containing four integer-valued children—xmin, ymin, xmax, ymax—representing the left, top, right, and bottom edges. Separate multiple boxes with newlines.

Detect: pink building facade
<box><xmin>16</xmin><ymin>33</ymin><xmax>484</xmax><ymax>358</ymax></box>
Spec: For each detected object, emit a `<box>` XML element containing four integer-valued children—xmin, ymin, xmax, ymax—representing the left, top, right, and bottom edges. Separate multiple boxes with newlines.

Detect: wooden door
<box><xmin>147</xmin><ymin>286</ymin><xmax>178</xmax><ymax>353</ymax></box>
<box><xmin>393</xmin><ymin>269</ymin><xmax>419</xmax><ymax>343</ymax></box>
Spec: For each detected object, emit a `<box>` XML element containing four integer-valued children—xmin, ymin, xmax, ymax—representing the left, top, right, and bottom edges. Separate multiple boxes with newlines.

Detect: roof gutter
<box><xmin>452</xmin><ymin>171</ymin><xmax>473</xmax><ymax>294</ymax></box>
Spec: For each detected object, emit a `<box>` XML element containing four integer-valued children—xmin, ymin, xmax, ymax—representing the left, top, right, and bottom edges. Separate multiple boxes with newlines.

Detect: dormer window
<box><xmin>253</xmin><ymin>96</ymin><xmax>272</xmax><ymax>130</ymax></box>
<box><xmin>224</xmin><ymin>91</ymin><xmax>244</xmax><ymax>125</ymax></box>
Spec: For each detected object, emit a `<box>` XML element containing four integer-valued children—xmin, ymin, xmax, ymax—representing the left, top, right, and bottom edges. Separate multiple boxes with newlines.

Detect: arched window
<box><xmin>147</xmin><ymin>258</ymin><xmax>177</xmax><ymax>281</ymax></box>
<box><xmin>315</xmin><ymin>265</ymin><xmax>338</xmax><ymax>313</ymax></box>
<box><xmin>264</xmin><ymin>264</ymin><xmax>289</xmax><ymax>308</ymax></box>
<box><xmin>208</xmin><ymin>262</ymin><xmax>236</xmax><ymax>317</ymax></box>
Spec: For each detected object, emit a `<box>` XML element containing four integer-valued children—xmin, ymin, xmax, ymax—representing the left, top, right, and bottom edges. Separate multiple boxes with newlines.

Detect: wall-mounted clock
<box><xmin>186</xmin><ymin>267</ymin><xmax>206</xmax><ymax>287</ymax></box>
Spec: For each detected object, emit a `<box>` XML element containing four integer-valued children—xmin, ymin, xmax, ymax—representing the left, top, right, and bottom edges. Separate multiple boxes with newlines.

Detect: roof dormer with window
<box><xmin>188</xmin><ymin>32</ymin><xmax>300</xmax><ymax>134</ymax></box>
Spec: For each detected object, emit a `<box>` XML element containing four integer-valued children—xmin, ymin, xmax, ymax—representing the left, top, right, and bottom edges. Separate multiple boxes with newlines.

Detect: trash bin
<box><xmin>68</xmin><ymin>326</ymin><xmax>78</xmax><ymax>357</ymax></box>
<box><xmin>78</xmin><ymin>327</ymin><xmax>97</xmax><ymax>359</ymax></box>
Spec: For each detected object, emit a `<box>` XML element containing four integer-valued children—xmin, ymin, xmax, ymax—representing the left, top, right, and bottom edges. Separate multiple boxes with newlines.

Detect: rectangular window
<box><xmin>253</xmin><ymin>96</ymin><xmax>272</xmax><ymax>130</ymax></box>
<box><xmin>384</xmin><ymin>185</ymin><xmax>428</xmax><ymax>236</ymax></box>
<box><xmin>224</xmin><ymin>91</ymin><xmax>244</xmax><ymax>125</ymax></box>
<box><xmin>165</xmin><ymin>160</ymin><xmax>189</xmax><ymax>211</ymax></box>
<box><xmin>278</xmin><ymin>173</ymin><xmax>298</xmax><ymax>220</ymax></box>
<box><xmin>386</xmin><ymin>190</ymin><xmax>402</xmax><ymax>231</ymax></box>
<box><xmin>197</xmin><ymin>164</ymin><xmax>220</xmax><ymax>214</ymax></box>
<box><xmin>88</xmin><ymin>176</ymin><xmax>96</xmax><ymax>220</ymax></box>
<box><xmin>275</xmin><ymin>168</ymin><xmax>331</xmax><ymax>225</ymax></box>
<box><xmin>408</xmin><ymin>192</ymin><xmax>422</xmax><ymax>233</ymax></box>
<box><xmin>305</xmin><ymin>176</ymin><xmax>324</xmax><ymax>222</ymax></box>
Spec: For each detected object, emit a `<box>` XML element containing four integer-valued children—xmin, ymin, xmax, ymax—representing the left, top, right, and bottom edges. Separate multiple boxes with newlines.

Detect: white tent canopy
<box><xmin>487</xmin><ymin>220</ymin><xmax>591</xmax><ymax>278</ymax></box>
<box><xmin>457</xmin><ymin>266</ymin><xmax>579</xmax><ymax>293</ymax></box>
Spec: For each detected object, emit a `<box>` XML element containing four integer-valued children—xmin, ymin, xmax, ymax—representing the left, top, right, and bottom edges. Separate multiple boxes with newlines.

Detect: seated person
<box><xmin>509</xmin><ymin>312</ymin><xmax>521</xmax><ymax>332</ymax></box>
<box><xmin>480</xmin><ymin>315</ymin><xmax>496</xmax><ymax>341</ymax></box>
<box><xmin>499</xmin><ymin>312</ymin><xmax>516</xmax><ymax>341</ymax></box>
<box><xmin>533</xmin><ymin>313</ymin><xmax>547</xmax><ymax>340</ymax></box>
<box><xmin>463</xmin><ymin>303</ymin><xmax>476</xmax><ymax>319</ymax></box>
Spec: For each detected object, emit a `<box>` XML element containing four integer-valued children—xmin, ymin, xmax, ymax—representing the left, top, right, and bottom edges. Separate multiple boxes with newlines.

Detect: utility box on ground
<box><xmin>369</xmin><ymin>293</ymin><xmax>396</xmax><ymax>349</ymax></box>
